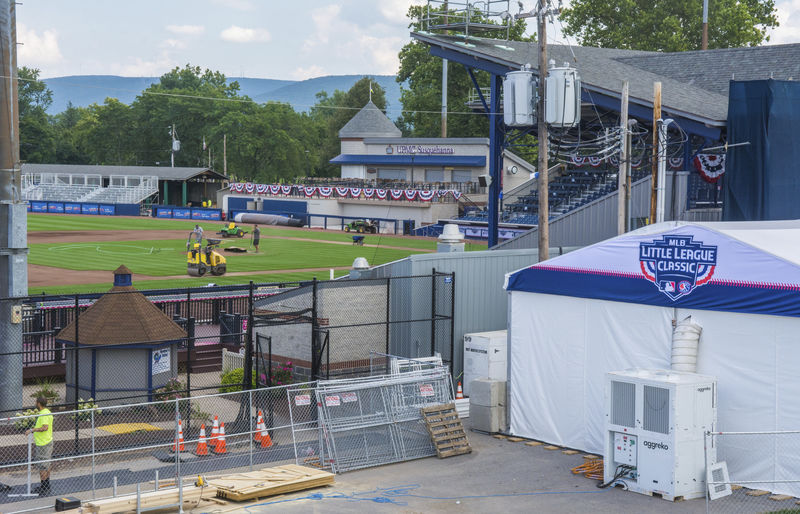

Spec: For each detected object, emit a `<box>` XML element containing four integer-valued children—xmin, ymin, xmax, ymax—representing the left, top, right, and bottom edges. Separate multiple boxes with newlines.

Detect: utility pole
<box><xmin>626</xmin><ymin>121</ymin><xmax>633</xmax><ymax>231</ymax></box>
<box><xmin>536</xmin><ymin>1</ymin><xmax>549</xmax><ymax>261</ymax></box>
<box><xmin>649</xmin><ymin>82</ymin><xmax>662</xmax><ymax>223</ymax></box>
<box><xmin>617</xmin><ymin>81</ymin><xmax>629</xmax><ymax>235</ymax></box>
<box><xmin>702</xmin><ymin>0</ymin><xmax>709</xmax><ymax>50</ymax></box>
<box><xmin>441</xmin><ymin>1</ymin><xmax>448</xmax><ymax>138</ymax></box>
<box><xmin>223</xmin><ymin>134</ymin><xmax>227</xmax><ymax>174</ymax></box>
<box><xmin>170</xmin><ymin>124</ymin><xmax>175</xmax><ymax>167</ymax></box>
<box><xmin>655</xmin><ymin>119</ymin><xmax>673</xmax><ymax>223</ymax></box>
<box><xmin>0</xmin><ymin>0</ymin><xmax>27</xmax><ymax>413</ymax></box>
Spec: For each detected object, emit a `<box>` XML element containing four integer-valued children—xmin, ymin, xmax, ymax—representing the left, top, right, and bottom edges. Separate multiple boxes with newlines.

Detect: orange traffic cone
<box><xmin>213</xmin><ymin>422</ymin><xmax>227</xmax><ymax>454</ymax></box>
<box><xmin>254</xmin><ymin>411</ymin><xmax>263</xmax><ymax>443</ymax></box>
<box><xmin>195</xmin><ymin>424</ymin><xmax>209</xmax><ymax>456</ymax></box>
<box><xmin>210</xmin><ymin>416</ymin><xmax>219</xmax><ymax>449</ymax></box>
<box><xmin>173</xmin><ymin>419</ymin><xmax>185</xmax><ymax>452</ymax></box>
<box><xmin>456</xmin><ymin>382</ymin><xmax>464</xmax><ymax>399</ymax></box>
<box><xmin>260</xmin><ymin>421</ymin><xmax>273</xmax><ymax>448</ymax></box>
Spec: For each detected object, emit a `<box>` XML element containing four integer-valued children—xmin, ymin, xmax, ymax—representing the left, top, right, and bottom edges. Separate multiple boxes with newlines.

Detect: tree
<box><xmin>312</xmin><ymin>77</ymin><xmax>387</xmax><ymax>177</ymax></box>
<box><xmin>396</xmin><ymin>5</ymin><xmax>531</xmax><ymax>138</ymax></box>
<box><xmin>561</xmin><ymin>0</ymin><xmax>778</xmax><ymax>51</ymax></box>
<box><xmin>18</xmin><ymin>67</ymin><xmax>56</xmax><ymax>162</ymax></box>
<box><xmin>53</xmin><ymin>102</ymin><xmax>90</xmax><ymax>164</ymax></box>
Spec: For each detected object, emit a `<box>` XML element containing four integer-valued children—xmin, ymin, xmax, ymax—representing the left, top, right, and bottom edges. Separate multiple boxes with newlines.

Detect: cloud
<box><xmin>379</xmin><ymin>0</ymin><xmax>425</xmax><ymax>20</ymax></box>
<box><xmin>220</xmin><ymin>25</ymin><xmax>271</xmax><ymax>43</ymax></box>
<box><xmin>291</xmin><ymin>65</ymin><xmax>326</xmax><ymax>80</ymax></box>
<box><xmin>166</xmin><ymin>24</ymin><xmax>205</xmax><ymax>36</ymax></box>
<box><xmin>767</xmin><ymin>0</ymin><xmax>800</xmax><ymax>44</ymax></box>
<box><xmin>211</xmin><ymin>0</ymin><xmax>255</xmax><ymax>11</ymax></box>
<box><xmin>17</xmin><ymin>23</ymin><xmax>62</xmax><ymax>66</ymax></box>
<box><xmin>302</xmin><ymin>5</ymin><xmax>405</xmax><ymax>75</ymax></box>
<box><xmin>113</xmin><ymin>51</ymin><xmax>175</xmax><ymax>76</ymax></box>
<box><xmin>162</xmin><ymin>39</ymin><xmax>187</xmax><ymax>50</ymax></box>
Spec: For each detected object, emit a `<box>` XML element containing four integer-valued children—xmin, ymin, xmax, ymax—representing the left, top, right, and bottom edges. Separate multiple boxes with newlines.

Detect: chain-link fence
<box><xmin>706</xmin><ymin>430</ymin><xmax>800</xmax><ymax>513</ymax></box>
<box><xmin>252</xmin><ymin>272</ymin><xmax>455</xmax><ymax>383</ymax></box>
<box><xmin>0</xmin><ymin>383</ymin><xmax>318</xmax><ymax>512</ymax></box>
<box><xmin>1</xmin><ymin>272</ymin><xmax>453</xmax><ymax>419</ymax></box>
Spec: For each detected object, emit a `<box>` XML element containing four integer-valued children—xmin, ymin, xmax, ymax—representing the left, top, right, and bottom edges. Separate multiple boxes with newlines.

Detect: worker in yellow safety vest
<box><xmin>25</xmin><ymin>397</ymin><xmax>54</xmax><ymax>496</ymax></box>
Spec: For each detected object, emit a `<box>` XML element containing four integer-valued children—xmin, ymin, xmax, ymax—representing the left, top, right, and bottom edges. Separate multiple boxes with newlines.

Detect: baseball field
<box><xmin>27</xmin><ymin>214</ymin><xmax>484</xmax><ymax>294</ymax></box>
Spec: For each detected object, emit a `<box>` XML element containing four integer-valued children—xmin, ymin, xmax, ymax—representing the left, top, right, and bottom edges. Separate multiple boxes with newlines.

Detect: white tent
<box><xmin>504</xmin><ymin>220</ymin><xmax>800</xmax><ymax>492</ymax></box>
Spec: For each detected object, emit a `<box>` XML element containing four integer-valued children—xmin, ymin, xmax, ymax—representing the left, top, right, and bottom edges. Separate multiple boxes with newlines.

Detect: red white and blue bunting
<box><xmin>693</xmin><ymin>154</ymin><xmax>726</xmax><ymax>183</ymax></box>
<box><xmin>418</xmin><ymin>190</ymin><xmax>435</xmax><ymax>201</ymax></box>
<box><xmin>227</xmin><ymin>183</ymin><xmax>463</xmax><ymax>201</ymax></box>
<box><xmin>669</xmin><ymin>157</ymin><xmax>684</xmax><ymax>170</ymax></box>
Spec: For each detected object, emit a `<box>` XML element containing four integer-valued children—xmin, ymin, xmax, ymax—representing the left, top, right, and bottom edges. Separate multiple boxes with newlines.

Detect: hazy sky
<box><xmin>17</xmin><ymin>0</ymin><xmax>800</xmax><ymax>80</ymax></box>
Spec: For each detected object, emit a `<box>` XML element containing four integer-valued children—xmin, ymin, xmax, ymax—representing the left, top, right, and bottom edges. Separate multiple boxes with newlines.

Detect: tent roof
<box><xmin>505</xmin><ymin>220</ymin><xmax>800</xmax><ymax>318</ymax></box>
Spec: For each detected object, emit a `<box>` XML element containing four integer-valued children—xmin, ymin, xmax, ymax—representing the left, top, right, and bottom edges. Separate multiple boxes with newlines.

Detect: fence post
<box><xmin>311</xmin><ymin>277</ymin><xmax>319</xmax><ymax>379</ymax></box>
<box><xmin>430</xmin><ymin>269</ymin><xmax>436</xmax><ymax>357</ymax></box>
<box><xmin>243</xmin><ymin>282</ymin><xmax>254</xmax><ymax>390</ymax></box>
<box><xmin>385</xmin><ymin>278</ymin><xmax>390</xmax><ymax>360</ymax></box>
<box><xmin>249</xmin><ymin>389</ymin><xmax>254</xmax><ymax>471</ymax></box>
<box><xmin>91</xmin><ymin>408</ymin><xmax>96</xmax><ymax>498</ymax></box>
<box><xmin>186</xmin><ymin>316</ymin><xmax>194</xmax><ymax>435</ymax></box>
<box><xmin>450</xmin><ymin>271</ymin><xmax>456</xmax><ymax>375</ymax></box>
<box><xmin>73</xmin><ymin>294</ymin><xmax>80</xmax><ymax>455</ymax></box>
<box><xmin>174</xmin><ymin>399</ymin><xmax>180</xmax><ymax>481</ymax></box>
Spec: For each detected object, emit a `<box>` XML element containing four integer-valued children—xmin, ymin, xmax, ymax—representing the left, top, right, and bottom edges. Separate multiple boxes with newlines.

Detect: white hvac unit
<box><xmin>545</xmin><ymin>61</ymin><xmax>581</xmax><ymax>127</ymax></box>
<box><xmin>503</xmin><ymin>69</ymin><xmax>536</xmax><ymax>127</ymax></box>
<box><xmin>604</xmin><ymin>369</ymin><xmax>716</xmax><ymax>501</ymax></box>
<box><xmin>463</xmin><ymin>330</ymin><xmax>507</xmax><ymax>396</ymax></box>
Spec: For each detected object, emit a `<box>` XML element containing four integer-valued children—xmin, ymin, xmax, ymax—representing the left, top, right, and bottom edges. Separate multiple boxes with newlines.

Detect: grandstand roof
<box><xmin>412</xmin><ymin>34</ymin><xmax>800</xmax><ymax>127</ymax></box>
<box><xmin>339</xmin><ymin>101</ymin><xmax>402</xmax><ymax>138</ymax></box>
<box><xmin>21</xmin><ymin>163</ymin><xmax>227</xmax><ymax>182</ymax></box>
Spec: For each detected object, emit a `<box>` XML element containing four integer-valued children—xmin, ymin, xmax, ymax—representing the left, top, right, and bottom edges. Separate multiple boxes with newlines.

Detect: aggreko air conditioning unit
<box><xmin>604</xmin><ymin>369</ymin><xmax>716</xmax><ymax>501</ymax></box>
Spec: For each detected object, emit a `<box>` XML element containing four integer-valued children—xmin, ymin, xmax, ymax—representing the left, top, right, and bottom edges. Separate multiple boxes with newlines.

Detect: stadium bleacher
<box><xmin>23</xmin><ymin>174</ymin><xmax>158</xmax><ymax>205</ymax></box>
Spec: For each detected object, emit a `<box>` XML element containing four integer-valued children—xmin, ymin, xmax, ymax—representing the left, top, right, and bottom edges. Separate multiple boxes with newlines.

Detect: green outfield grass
<box><xmin>26</xmin><ymin>214</ymin><xmax>470</xmax><ymax>251</ymax></box>
<box><xmin>28</xmin><ymin>237</ymin><xmax>419</xmax><ymax>276</ymax></box>
<box><xmin>28</xmin><ymin>270</ymin><xmax>350</xmax><ymax>295</ymax></box>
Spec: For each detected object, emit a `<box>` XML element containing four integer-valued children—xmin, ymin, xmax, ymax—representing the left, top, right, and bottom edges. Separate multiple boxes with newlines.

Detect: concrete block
<box><xmin>470</xmin><ymin>379</ymin><xmax>506</xmax><ymax>407</ymax></box>
<box><xmin>469</xmin><ymin>404</ymin><xmax>506</xmax><ymax>433</ymax></box>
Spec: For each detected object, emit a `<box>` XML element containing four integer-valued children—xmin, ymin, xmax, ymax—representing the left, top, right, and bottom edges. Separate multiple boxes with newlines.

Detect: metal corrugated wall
<box><xmin>372</xmin><ymin>249</ymin><xmax>545</xmax><ymax>379</ymax></box>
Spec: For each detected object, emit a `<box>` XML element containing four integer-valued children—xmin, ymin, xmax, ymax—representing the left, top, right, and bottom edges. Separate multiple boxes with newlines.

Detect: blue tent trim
<box><xmin>330</xmin><ymin>154</ymin><xmax>486</xmax><ymax>167</ymax></box>
<box><xmin>506</xmin><ymin>267</ymin><xmax>800</xmax><ymax>318</ymax></box>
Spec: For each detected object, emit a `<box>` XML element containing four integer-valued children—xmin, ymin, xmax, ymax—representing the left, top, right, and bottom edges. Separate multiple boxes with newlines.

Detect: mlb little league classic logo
<box><xmin>639</xmin><ymin>235</ymin><xmax>718</xmax><ymax>300</ymax></box>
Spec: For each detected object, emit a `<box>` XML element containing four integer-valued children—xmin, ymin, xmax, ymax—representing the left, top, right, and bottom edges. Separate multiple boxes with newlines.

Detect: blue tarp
<box><xmin>724</xmin><ymin>80</ymin><xmax>800</xmax><ymax>220</ymax></box>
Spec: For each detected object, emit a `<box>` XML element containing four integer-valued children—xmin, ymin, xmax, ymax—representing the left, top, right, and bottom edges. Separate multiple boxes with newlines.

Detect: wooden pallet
<box><xmin>421</xmin><ymin>403</ymin><xmax>472</xmax><ymax>459</ymax></box>
<box><xmin>83</xmin><ymin>485</ymin><xmax>218</xmax><ymax>513</ymax></box>
<box><xmin>211</xmin><ymin>464</ymin><xmax>334</xmax><ymax>502</ymax></box>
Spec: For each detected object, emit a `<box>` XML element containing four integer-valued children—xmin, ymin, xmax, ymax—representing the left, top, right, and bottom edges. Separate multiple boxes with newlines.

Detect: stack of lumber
<box><xmin>82</xmin><ymin>484</ymin><xmax>217</xmax><ymax>513</ymax></box>
<box><xmin>421</xmin><ymin>403</ymin><xmax>472</xmax><ymax>458</ymax></box>
<box><xmin>211</xmin><ymin>464</ymin><xmax>334</xmax><ymax>501</ymax></box>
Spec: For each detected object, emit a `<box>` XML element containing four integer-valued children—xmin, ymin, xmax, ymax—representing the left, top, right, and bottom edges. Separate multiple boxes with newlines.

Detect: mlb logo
<box><xmin>661</xmin><ymin>281</ymin><xmax>676</xmax><ymax>292</ymax></box>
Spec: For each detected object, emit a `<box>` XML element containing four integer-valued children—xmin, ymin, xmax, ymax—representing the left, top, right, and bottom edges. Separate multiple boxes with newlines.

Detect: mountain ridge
<box><xmin>42</xmin><ymin>74</ymin><xmax>403</xmax><ymax>118</ymax></box>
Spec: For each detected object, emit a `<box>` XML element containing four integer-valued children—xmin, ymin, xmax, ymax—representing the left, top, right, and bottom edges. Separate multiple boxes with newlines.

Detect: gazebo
<box><xmin>57</xmin><ymin>266</ymin><xmax>187</xmax><ymax>405</ymax></box>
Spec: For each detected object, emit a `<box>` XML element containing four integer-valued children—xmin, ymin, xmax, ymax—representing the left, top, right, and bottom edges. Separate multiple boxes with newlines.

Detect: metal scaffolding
<box><xmin>425</xmin><ymin>1</ymin><xmax>512</xmax><ymax>38</ymax></box>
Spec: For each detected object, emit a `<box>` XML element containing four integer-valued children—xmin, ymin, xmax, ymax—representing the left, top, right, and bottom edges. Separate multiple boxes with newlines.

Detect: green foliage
<box><xmin>561</xmin><ymin>0</ymin><xmax>778</xmax><ymax>51</ymax></box>
<box><xmin>155</xmin><ymin>377</ymin><xmax>185</xmax><ymax>402</ymax></box>
<box><xmin>270</xmin><ymin>361</ymin><xmax>295</xmax><ymax>386</ymax></box>
<box><xmin>71</xmin><ymin>398</ymin><xmax>101</xmax><ymax>421</ymax></box>
<box><xmin>311</xmin><ymin>77</ymin><xmax>388</xmax><ymax>177</ymax></box>
<box><xmin>30</xmin><ymin>377</ymin><xmax>61</xmax><ymax>406</ymax></box>
<box><xmin>18</xmin><ymin>67</ymin><xmax>56</xmax><ymax>163</ymax></box>
<box><xmin>219</xmin><ymin>368</ymin><xmax>257</xmax><ymax>393</ymax></box>
<box><xmin>396</xmin><ymin>5</ymin><xmax>531</xmax><ymax>138</ymax></box>
<box><xmin>13</xmin><ymin>409</ymin><xmax>38</xmax><ymax>430</ymax></box>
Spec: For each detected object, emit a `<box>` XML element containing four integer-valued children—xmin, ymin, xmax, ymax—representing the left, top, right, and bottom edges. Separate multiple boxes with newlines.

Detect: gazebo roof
<box><xmin>56</xmin><ymin>266</ymin><xmax>186</xmax><ymax>346</ymax></box>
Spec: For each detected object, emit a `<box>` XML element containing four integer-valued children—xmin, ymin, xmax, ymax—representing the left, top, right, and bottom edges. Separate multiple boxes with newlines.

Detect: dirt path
<box><xmin>28</xmin><ymin>264</ymin><xmax>353</xmax><ymax>288</ymax></box>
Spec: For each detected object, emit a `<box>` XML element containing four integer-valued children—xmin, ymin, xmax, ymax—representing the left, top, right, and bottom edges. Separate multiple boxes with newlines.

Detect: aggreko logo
<box><xmin>643</xmin><ymin>441</ymin><xmax>669</xmax><ymax>451</ymax></box>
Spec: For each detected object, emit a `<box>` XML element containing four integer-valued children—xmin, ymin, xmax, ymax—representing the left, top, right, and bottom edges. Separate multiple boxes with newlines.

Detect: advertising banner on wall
<box><xmin>151</xmin><ymin>347</ymin><xmax>171</xmax><ymax>376</ymax></box>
